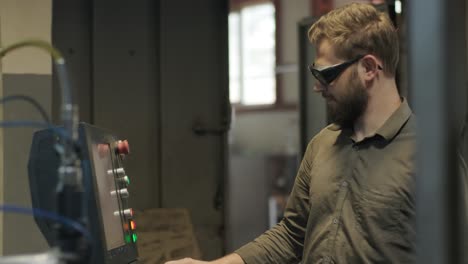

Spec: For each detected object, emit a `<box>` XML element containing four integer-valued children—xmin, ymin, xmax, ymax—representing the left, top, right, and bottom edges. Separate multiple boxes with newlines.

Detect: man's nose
<box><xmin>313</xmin><ymin>82</ymin><xmax>325</xmax><ymax>93</ymax></box>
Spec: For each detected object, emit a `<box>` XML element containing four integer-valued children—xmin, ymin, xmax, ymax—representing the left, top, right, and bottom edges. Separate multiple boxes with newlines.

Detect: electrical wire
<box><xmin>0</xmin><ymin>120</ymin><xmax>69</xmax><ymax>138</ymax></box>
<box><xmin>0</xmin><ymin>95</ymin><xmax>51</xmax><ymax>124</ymax></box>
<box><xmin>0</xmin><ymin>120</ymin><xmax>74</xmax><ymax>142</ymax></box>
<box><xmin>0</xmin><ymin>40</ymin><xmax>74</xmax><ymax>143</ymax></box>
<box><xmin>0</xmin><ymin>204</ymin><xmax>91</xmax><ymax>241</ymax></box>
<box><xmin>0</xmin><ymin>40</ymin><xmax>63</xmax><ymax>62</ymax></box>
<box><xmin>0</xmin><ymin>121</ymin><xmax>49</xmax><ymax>129</ymax></box>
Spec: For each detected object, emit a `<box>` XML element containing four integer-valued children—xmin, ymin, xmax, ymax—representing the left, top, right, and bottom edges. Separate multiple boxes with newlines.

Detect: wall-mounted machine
<box><xmin>28</xmin><ymin>123</ymin><xmax>138</xmax><ymax>264</ymax></box>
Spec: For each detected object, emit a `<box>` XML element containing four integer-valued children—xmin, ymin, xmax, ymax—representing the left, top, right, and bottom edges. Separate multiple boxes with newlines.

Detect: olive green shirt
<box><xmin>236</xmin><ymin>99</ymin><xmax>416</xmax><ymax>264</ymax></box>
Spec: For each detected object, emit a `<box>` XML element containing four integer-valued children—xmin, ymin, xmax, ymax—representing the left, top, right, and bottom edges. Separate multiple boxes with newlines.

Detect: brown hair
<box><xmin>308</xmin><ymin>3</ymin><xmax>399</xmax><ymax>76</ymax></box>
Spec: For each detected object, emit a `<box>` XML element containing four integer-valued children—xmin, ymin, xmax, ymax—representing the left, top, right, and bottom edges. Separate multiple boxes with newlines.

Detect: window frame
<box><xmin>229</xmin><ymin>0</ymin><xmax>297</xmax><ymax>113</ymax></box>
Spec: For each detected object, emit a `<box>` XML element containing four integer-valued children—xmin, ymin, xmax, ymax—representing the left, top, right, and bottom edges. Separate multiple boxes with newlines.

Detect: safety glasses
<box><xmin>308</xmin><ymin>55</ymin><xmax>365</xmax><ymax>86</ymax></box>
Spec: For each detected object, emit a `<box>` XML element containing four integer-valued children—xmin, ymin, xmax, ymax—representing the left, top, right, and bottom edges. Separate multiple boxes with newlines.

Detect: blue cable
<box><xmin>0</xmin><ymin>121</ymin><xmax>72</xmax><ymax>140</ymax></box>
<box><xmin>0</xmin><ymin>204</ymin><xmax>92</xmax><ymax>242</ymax></box>
<box><xmin>0</xmin><ymin>95</ymin><xmax>51</xmax><ymax>124</ymax></box>
<box><xmin>0</xmin><ymin>120</ymin><xmax>49</xmax><ymax>128</ymax></box>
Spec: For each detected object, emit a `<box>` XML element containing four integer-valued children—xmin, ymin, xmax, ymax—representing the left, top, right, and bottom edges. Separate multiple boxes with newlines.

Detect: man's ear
<box><xmin>361</xmin><ymin>55</ymin><xmax>381</xmax><ymax>81</ymax></box>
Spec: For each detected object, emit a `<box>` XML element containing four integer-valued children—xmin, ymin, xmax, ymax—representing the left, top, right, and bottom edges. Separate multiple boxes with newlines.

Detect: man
<box><xmin>167</xmin><ymin>3</ymin><xmax>415</xmax><ymax>263</ymax></box>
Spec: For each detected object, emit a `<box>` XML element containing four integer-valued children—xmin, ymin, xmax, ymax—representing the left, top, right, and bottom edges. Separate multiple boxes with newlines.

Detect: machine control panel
<box><xmin>29</xmin><ymin>123</ymin><xmax>139</xmax><ymax>263</ymax></box>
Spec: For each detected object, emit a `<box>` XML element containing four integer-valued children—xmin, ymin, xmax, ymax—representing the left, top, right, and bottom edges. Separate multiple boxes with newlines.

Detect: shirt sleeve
<box><xmin>234</xmin><ymin>140</ymin><xmax>315</xmax><ymax>264</ymax></box>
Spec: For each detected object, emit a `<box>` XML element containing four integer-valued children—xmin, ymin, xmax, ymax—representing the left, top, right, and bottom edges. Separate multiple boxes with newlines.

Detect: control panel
<box><xmin>28</xmin><ymin>123</ymin><xmax>139</xmax><ymax>264</ymax></box>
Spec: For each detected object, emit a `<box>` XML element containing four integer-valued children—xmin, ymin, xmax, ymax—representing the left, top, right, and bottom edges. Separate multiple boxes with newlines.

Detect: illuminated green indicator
<box><xmin>125</xmin><ymin>234</ymin><xmax>132</xmax><ymax>243</ymax></box>
<box><xmin>125</xmin><ymin>176</ymin><xmax>130</xmax><ymax>185</ymax></box>
<box><xmin>132</xmin><ymin>233</ymin><xmax>138</xmax><ymax>243</ymax></box>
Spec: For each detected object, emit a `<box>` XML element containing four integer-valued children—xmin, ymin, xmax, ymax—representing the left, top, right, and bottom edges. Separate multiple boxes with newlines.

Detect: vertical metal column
<box><xmin>408</xmin><ymin>0</ymin><xmax>466</xmax><ymax>263</ymax></box>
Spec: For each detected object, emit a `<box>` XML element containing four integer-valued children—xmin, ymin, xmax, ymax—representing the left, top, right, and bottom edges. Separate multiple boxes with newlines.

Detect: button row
<box><xmin>110</xmin><ymin>140</ymin><xmax>136</xmax><ymax>245</ymax></box>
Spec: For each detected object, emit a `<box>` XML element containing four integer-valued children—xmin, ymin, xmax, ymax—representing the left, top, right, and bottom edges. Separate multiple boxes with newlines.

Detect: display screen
<box><xmin>92</xmin><ymin>143</ymin><xmax>125</xmax><ymax>250</ymax></box>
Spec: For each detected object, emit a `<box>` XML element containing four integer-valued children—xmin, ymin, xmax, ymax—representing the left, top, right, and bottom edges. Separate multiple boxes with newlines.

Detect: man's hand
<box><xmin>165</xmin><ymin>257</ymin><xmax>209</xmax><ymax>264</ymax></box>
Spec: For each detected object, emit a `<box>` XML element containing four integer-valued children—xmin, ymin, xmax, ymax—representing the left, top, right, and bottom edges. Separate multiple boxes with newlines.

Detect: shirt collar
<box><xmin>375</xmin><ymin>97</ymin><xmax>412</xmax><ymax>140</ymax></box>
<box><xmin>326</xmin><ymin>97</ymin><xmax>413</xmax><ymax>141</ymax></box>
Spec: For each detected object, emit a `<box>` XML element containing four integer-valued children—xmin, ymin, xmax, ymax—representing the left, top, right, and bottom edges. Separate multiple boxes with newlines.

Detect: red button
<box><xmin>117</xmin><ymin>140</ymin><xmax>130</xmax><ymax>155</ymax></box>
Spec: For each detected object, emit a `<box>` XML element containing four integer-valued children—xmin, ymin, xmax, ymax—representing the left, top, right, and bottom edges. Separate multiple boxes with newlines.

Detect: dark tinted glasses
<box><xmin>308</xmin><ymin>55</ymin><xmax>365</xmax><ymax>86</ymax></box>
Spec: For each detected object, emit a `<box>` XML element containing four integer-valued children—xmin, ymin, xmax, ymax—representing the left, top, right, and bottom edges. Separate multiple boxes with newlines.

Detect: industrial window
<box><xmin>229</xmin><ymin>2</ymin><xmax>276</xmax><ymax>105</ymax></box>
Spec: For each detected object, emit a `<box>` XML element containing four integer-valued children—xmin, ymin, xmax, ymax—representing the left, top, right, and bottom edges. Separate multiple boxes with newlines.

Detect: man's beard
<box><xmin>326</xmin><ymin>69</ymin><xmax>369</xmax><ymax>129</ymax></box>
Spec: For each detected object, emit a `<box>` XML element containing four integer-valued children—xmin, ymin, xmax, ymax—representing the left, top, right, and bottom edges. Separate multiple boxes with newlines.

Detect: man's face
<box><xmin>327</xmin><ymin>68</ymin><xmax>369</xmax><ymax>128</ymax></box>
<box><xmin>313</xmin><ymin>40</ymin><xmax>369</xmax><ymax>128</ymax></box>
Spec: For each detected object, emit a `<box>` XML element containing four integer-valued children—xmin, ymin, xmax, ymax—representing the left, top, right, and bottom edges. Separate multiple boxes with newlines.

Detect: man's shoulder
<box><xmin>315</xmin><ymin>123</ymin><xmax>341</xmax><ymax>140</ymax></box>
<box><xmin>305</xmin><ymin>123</ymin><xmax>341</xmax><ymax>152</ymax></box>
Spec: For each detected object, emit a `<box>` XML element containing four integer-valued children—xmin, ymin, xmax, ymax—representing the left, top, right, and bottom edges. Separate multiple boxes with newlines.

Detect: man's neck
<box><xmin>352</xmin><ymin>79</ymin><xmax>401</xmax><ymax>142</ymax></box>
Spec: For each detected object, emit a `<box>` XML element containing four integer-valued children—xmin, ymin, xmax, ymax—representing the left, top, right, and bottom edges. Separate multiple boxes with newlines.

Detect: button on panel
<box><xmin>110</xmin><ymin>188</ymin><xmax>129</xmax><ymax>198</ymax></box>
<box><xmin>116</xmin><ymin>140</ymin><xmax>130</xmax><ymax>155</ymax></box>
<box><xmin>114</xmin><ymin>208</ymin><xmax>133</xmax><ymax>218</ymax></box>
<box><xmin>118</xmin><ymin>175</ymin><xmax>130</xmax><ymax>186</ymax></box>
<box><xmin>107</xmin><ymin>167</ymin><xmax>125</xmax><ymax>176</ymax></box>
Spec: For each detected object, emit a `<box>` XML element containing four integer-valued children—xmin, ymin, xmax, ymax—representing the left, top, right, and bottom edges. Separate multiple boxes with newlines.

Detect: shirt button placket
<box><xmin>332</xmin><ymin>217</ymin><xmax>339</xmax><ymax>225</ymax></box>
<box><xmin>341</xmin><ymin>181</ymin><xmax>348</xmax><ymax>188</ymax></box>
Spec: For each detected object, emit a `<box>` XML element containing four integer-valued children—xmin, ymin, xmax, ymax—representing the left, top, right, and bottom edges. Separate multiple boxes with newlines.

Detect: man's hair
<box><xmin>308</xmin><ymin>3</ymin><xmax>399</xmax><ymax>76</ymax></box>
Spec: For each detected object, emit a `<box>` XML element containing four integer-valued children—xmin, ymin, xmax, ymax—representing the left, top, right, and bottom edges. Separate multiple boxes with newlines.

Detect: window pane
<box><xmin>243</xmin><ymin>77</ymin><xmax>276</xmax><ymax>105</ymax></box>
<box><xmin>241</xmin><ymin>3</ymin><xmax>276</xmax><ymax>105</ymax></box>
<box><xmin>230</xmin><ymin>79</ymin><xmax>241</xmax><ymax>103</ymax></box>
<box><xmin>229</xmin><ymin>13</ymin><xmax>241</xmax><ymax>103</ymax></box>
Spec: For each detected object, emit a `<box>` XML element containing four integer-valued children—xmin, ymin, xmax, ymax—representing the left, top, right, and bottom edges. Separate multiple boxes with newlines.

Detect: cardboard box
<box><xmin>134</xmin><ymin>208</ymin><xmax>201</xmax><ymax>264</ymax></box>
